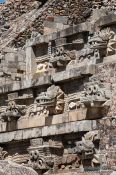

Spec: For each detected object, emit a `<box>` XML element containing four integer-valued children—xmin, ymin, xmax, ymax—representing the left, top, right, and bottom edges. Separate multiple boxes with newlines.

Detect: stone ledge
<box><xmin>95</xmin><ymin>14</ymin><xmax>116</xmax><ymax>29</ymax></box>
<box><xmin>52</xmin><ymin>64</ymin><xmax>96</xmax><ymax>83</ymax></box>
<box><xmin>32</xmin><ymin>74</ymin><xmax>52</xmax><ymax>87</ymax></box>
<box><xmin>26</xmin><ymin>22</ymin><xmax>91</xmax><ymax>47</ymax></box>
<box><xmin>0</xmin><ymin>64</ymin><xmax>96</xmax><ymax>94</ymax></box>
<box><xmin>0</xmin><ymin>108</ymin><xmax>99</xmax><ymax>132</ymax></box>
<box><xmin>0</xmin><ymin>120</ymin><xmax>97</xmax><ymax>143</ymax></box>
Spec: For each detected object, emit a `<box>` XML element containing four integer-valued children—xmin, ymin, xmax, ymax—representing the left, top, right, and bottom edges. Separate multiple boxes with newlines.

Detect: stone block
<box><xmin>68</xmin><ymin>109</ymin><xmax>87</xmax><ymax>122</ymax></box>
<box><xmin>30</xmin><ymin>138</ymin><xmax>43</xmax><ymax>146</ymax></box>
<box><xmin>28</xmin><ymin>115</ymin><xmax>45</xmax><ymax>127</ymax></box>
<box><xmin>32</xmin><ymin>75</ymin><xmax>51</xmax><ymax>87</ymax></box>
<box><xmin>41</xmin><ymin>126</ymin><xmax>48</xmax><ymax>137</ymax></box>
<box><xmin>54</xmin><ymin>16</ymin><xmax>69</xmax><ymax>25</ymax></box>
<box><xmin>18</xmin><ymin>117</ymin><xmax>29</xmax><ymax>129</ymax></box>
<box><xmin>18</xmin><ymin>115</ymin><xmax>45</xmax><ymax>129</ymax></box>
<box><xmin>47</xmin><ymin>125</ymin><xmax>58</xmax><ymax>136</ymax></box>
<box><xmin>0</xmin><ymin>122</ymin><xmax>6</xmax><ymax>132</ymax></box>
<box><xmin>52</xmin><ymin>68</ymin><xmax>81</xmax><ymax>83</ymax></box>
<box><xmin>95</xmin><ymin>14</ymin><xmax>116</xmax><ymax>28</ymax></box>
<box><xmin>103</xmin><ymin>54</ymin><xmax>116</xmax><ymax>63</ymax></box>
<box><xmin>45</xmin><ymin>113</ymin><xmax>68</xmax><ymax>126</ymax></box>
<box><xmin>65</xmin><ymin>122</ymin><xmax>72</xmax><ymax>133</ymax></box>
<box><xmin>0</xmin><ymin>120</ymin><xmax>97</xmax><ymax>143</ymax></box>
<box><xmin>57</xmin><ymin>123</ymin><xmax>67</xmax><ymax>135</ymax></box>
<box><xmin>22</xmin><ymin>128</ymin><xmax>42</xmax><ymax>140</ymax></box>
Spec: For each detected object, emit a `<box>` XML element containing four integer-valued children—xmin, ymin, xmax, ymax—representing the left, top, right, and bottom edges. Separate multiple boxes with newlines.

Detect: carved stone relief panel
<box><xmin>50</xmin><ymin>46</ymin><xmax>76</xmax><ymax>69</ymax></box>
<box><xmin>88</xmin><ymin>28</ymin><xmax>116</xmax><ymax>57</ymax></box>
<box><xmin>26</xmin><ymin>85</ymin><xmax>65</xmax><ymax>117</ymax></box>
<box><xmin>28</xmin><ymin>131</ymin><xmax>100</xmax><ymax>174</ymax></box>
<box><xmin>0</xmin><ymin>100</ymin><xmax>26</xmax><ymax>122</ymax></box>
<box><xmin>68</xmin><ymin>79</ymin><xmax>112</xmax><ymax>119</ymax></box>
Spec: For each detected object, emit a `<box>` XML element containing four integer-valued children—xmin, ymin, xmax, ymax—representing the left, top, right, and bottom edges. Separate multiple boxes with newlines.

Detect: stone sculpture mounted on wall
<box><xmin>35</xmin><ymin>85</ymin><xmax>65</xmax><ymax>115</ymax></box>
<box><xmin>80</xmin><ymin>80</ymin><xmax>112</xmax><ymax>118</ymax></box>
<box><xmin>68</xmin><ymin>80</ymin><xmax>112</xmax><ymax>119</ymax></box>
<box><xmin>28</xmin><ymin>131</ymin><xmax>100</xmax><ymax>174</ymax></box>
<box><xmin>36</xmin><ymin>62</ymin><xmax>49</xmax><ymax>75</ymax></box>
<box><xmin>74</xmin><ymin>130</ymin><xmax>100</xmax><ymax>167</ymax></box>
<box><xmin>28</xmin><ymin>138</ymin><xmax>81</xmax><ymax>174</ymax></box>
<box><xmin>26</xmin><ymin>85</ymin><xmax>65</xmax><ymax>117</ymax></box>
<box><xmin>89</xmin><ymin>28</ymin><xmax>116</xmax><ymax>57</ymax></box>
<box><xmin>77</xmin><ymin>47</ymin><xmax>94</xmax><ymax>65</ymax></box>
<box><xmin>0</xmin><ymin>100</ymin><xmax>26</xmax><ymax>122</ymax></box>
<box><xmin>28</xmin><ymin>138</ymin><xmax>64</xmax><ymax>174</ymax></box>
<box><xmin>80</xmin><ymin>81</ymin><xmax>111</xmax><ymax>108</ymax></box>
<box><xmin>50</xmin><ymin>47</ymin><xmax>76</xmax><ymax>69</ymax></box>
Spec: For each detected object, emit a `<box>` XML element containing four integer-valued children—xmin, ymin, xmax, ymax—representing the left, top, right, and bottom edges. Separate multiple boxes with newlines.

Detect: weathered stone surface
<box><xmin>52</xmin><ymin>65</ymin><xmax>96</xmax><ymax>83</ymax></box>
<box><xmin>0</xmin><ymin>160</ymin><xmax>38</xmax><ymax>175</ymax></box>
<box><xmin>0</xmin><ymin>1</ymin><xmax>116</xmax><ymax>175</ymax></box>
<box><xmin>0</xmin><ymin>120</ymin><xmax>97</xmax><ymax>143</ymax></box>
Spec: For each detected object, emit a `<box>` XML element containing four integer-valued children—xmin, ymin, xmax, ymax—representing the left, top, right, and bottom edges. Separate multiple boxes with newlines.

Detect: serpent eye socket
<box><xmin>88</xmin><ymin>86</ymin><xmax>93</xmax><ymax>94</ymax></box>
<box><xmin>77</xmin><ymin>143</ymin><xmax>83</xmax><ymax>148</ymax></box>
<box><xmin>97</xmin><ymin>92</ymin><xmax>102</xmax><ymax>97</ymax></box>
<box><xmin>33</xmin><ymin>150</ymin><xmax>39</xmax><ymax>160</ymax></box>
<box><xmin>30</xmin><ymin>151</ymin><xmax>34</xmax><ymax>160</ymax></box>
<box><xmin>59</xmin><ymin>47</ymin><xmax>64</xmax><ymax>54</ymax></box>
<box><xmin>38</xmin><ymin>159</ymin><xmax>43</xmax><ymax>166</ymax></box>
<box><xmin>56</xmin><ymin>48</ymin><xmax>60</xmax><ymax>56</ymax></box>
<box><xmin>93</xmin><ymin>85</ymin><xmax>97</xmax><ymax>93</ymax></box>
<box><xmin>9</xmin><ymin>101</ymin><xmax>15</xmax><ymax>108</ymax></box>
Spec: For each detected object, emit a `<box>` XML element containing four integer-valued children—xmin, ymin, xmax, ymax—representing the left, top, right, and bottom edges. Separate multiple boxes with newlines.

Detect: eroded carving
<box><xmin>6</xmin><ymin>153</ymin><xmax>29</xmax><ymax>164</ymax></box>
<box><xmin>74</xmin><ymin>131</ymin><xmax>100</xmax><ymax>167</ymax></box>
<box><xmin>0</xmin><ymin>100</ymin><xmax>26</xmax><ymax>122</ymax></box>
<box><xmin>26</xmin><ymin>85</ymin><xmax>65</xmax><ymax>117</ymax></box>
<box><xmin>50</xmin><ymin>47</ymin><xmax>76</xmax><ymax>68</ymax></box>
<box><xmin>35</xmin><ymin>85</ymin><xmax>65</xmax><ymax>115</ymax></box>
<box><xmin>68</xmin><ymin>80</ymin><xmax>112</xmax><ymax>119</ymax></box>
<box><xmin>80</xmin><ymin>81</ymin><xmax>111</xmax><ymax>108</ymax></box>
<box><xmin>0</xmin><ymin>147</ymin><xmax>8</xmax><ymax>160</ymax></box>
<box><xmin>28</xmin><ymin>132</ymin><xmax>100</xmax><ymax>174</ymax></box>
<box><xmin>36</xmin><ymin>62</ymin><xmax>49</xmax><ymax>74</ymax></box>
<box><xmin>89</xmin><ymin>28</ymin><xmax>116</xmax><ymax>56</ymax></box>
<box><xmin>28</xmin><ymin>139</ymin><xmax>64</xmax><ymax>174</ymax></box>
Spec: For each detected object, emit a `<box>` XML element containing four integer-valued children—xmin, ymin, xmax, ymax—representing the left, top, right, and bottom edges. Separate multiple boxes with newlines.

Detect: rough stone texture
<box><xmin>0</xmin><ymin>160</ymin><xmax>38</xmax><ymax>175</ymax></box>
<box><xmin>0</xmin><ymin>120</ymin><xmax>97</xmax><ymax>143</ymax></box>
<box><xmin>0</xmin><ymin>1</ymin><xmax>116</xmax><ymax>175</ymax></box>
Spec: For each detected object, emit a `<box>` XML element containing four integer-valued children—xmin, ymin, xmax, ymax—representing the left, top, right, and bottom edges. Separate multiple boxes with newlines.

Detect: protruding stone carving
<box><xmin>0</xmin><ymin>100</ymin><xmax>26</xmax><ymax>122</ymax></box>
<box><xmin>80</xmin><ymin>81</ymin><xmax>111</xmax><ymax>108</ymax></box>
<box><xmin>89</xmin><ymin>28</ymin><xmax>116</xmax><ymax>56</ymax></box>
<box><xmin>31</xmin><ymin>29</ymin><xmax>41</xmax><ymax>39</ymax></box>
<box><xmin>74</xmin><ymin>131</ymin><xmax>100</xmax><ymax>167</ymax></box>
<box><xmin>50</xmin><ymin>47</ymin><xmax>76</xmax><ymax>68</ymax></box>
<box><xmin>68</xmin><ymin>80</ymin><xmax>111</xmax><ymax>119</ymax></box>
<box><xmin>6</xmin><ymin>153</ymin><xmax>29</xmax><ymax>164</ymax></box>
<box><xmin>36</xmin><ymin>62</ymin><xmax>49</xmax><ymax>74</ymax></box>
<box><xmin>28</xmin><ymin>138</ymin><xmax>64</xmax><ymax>174</ymax></box>
<box><xmin>28</xmin><ymin>133</ymin><xmax>100</xmax><ymax>174</ymax></box>
<box><xmin>35</xmin><ymin>85</ymin><xmax>65</xmax><ymax>115</ymax></box>
<box><xmin>26</xmin><ymin>103</ymin><xmax>49</xmax><ymax>117</ymax></box>
<box><xmin>0</xmin><ymin>147</ymin><xmax>8</xmax><ymax>160</ymax></box>
<box><xmin>78</xmin><ymin>47</ymin><xmax>94</xmax><ymax>64</ymax></box>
